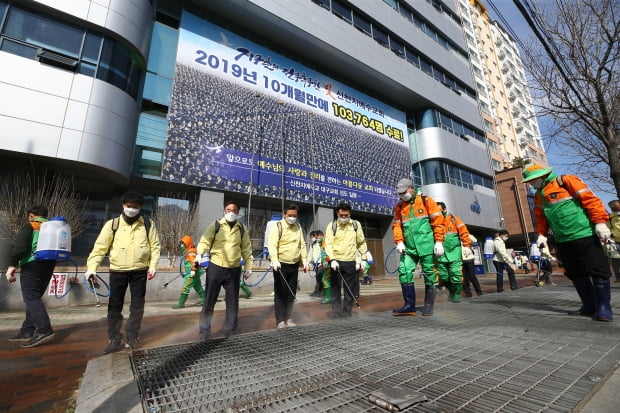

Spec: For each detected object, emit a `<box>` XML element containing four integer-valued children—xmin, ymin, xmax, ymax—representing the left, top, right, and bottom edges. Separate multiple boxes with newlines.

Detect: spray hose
<box><xmin>51</xmin><ymin>260</ymin><xmax>80</xmax><ymax>299</ymax></box>
<box><xmin>83</xmin><ymin>273</ymin><xmax>111</xmax><ymax>297</ymax></box>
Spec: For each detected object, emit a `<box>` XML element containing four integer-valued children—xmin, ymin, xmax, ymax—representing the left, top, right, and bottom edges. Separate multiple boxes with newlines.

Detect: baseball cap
<box><xmin>396</xmin><ymin>178</ymin><xmax>413</xmax><ymax>194</ymax></box>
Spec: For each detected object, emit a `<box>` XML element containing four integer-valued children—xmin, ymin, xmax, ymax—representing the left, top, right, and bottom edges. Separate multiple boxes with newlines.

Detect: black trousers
<box><xmin>557</xmin><ymin>235</ymin><xmax>611</xmax><ymax>281</ymax></box>
<box><xmin>19</xmin><ymin>260</ymin><xmax>56</xmax><ymax>335</ymax></box>
<box><xmin>108</xmin><ymin>269</ymin><xmax>147</xmax><ymax>340</ymax></box>
<box><xmin>273</xmin><ymin>262</ymin><xmax>299</xmax><ymax>324</ymax></box>
<box><xmin>493</xmin><ymin>261</ymin><xmax>518</xmax><ymax>291</ymax></box>
<box><xmin>330</xmin><ymin>261</ymin><xmax>357</xmax><ymax>317</ymax></box>
<box><xmin>199</xmin><ymin>263</ymin><xmax>241</xmax><ymax>337</ymax></box>
<box><xmin>462</xmin><ymin>259</ymin><xmax>482</xmax><ymax>295</ymax></box>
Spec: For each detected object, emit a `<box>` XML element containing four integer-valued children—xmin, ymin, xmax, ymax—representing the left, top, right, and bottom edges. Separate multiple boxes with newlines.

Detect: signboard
<box><xmin>47</xmin><ymin>273</ymin><xmax>68</xmax><ymax>296</ymax></box>
<box><xmin>162</xmin><ymin>12</ymin><xmax>411</xmax><ymax>215</ymax></box>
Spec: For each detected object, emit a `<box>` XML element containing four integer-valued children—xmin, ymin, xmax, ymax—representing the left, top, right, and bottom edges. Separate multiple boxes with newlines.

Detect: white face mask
<box><xmin>224</xmin><ymin>212</ymin><xmax>238</xmax><ymax>222</ymax></box>
<box><xmin>310</xmin><ymin>237</ymin><xmax>316</xmax><ymax>243</ymax></box>
<box><xmin>399</xmin><ymin>192</ymin><xmax>412</xmax><ymax>202</ymax></box>
<box><xmin>503</xmin><ymin>236</ymin><xmax>509</xmax><ymax>241</ymax></box>
<box><xmin>123</xmin><ymin>207</ymin><xmax>140</xmax><ymax>218</ymax></box>
<box><xmin>339</xmin><ymin>217</ymin><xmax>350</xmax><ymax>224</ymax></box>
<box><xmin>285</xmin><ymin>216</ymin><xmax>297</xmax><ymax>225</ymax></box>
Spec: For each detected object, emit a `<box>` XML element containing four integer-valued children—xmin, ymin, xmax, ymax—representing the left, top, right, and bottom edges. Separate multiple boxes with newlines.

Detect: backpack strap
<box><xmin>211</xmin><ymin>219</ymin><xmax>245</xmax><ymax>246</ymax></box>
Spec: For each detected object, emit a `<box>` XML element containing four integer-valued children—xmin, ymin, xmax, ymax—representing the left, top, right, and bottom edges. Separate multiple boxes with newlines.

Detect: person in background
<box><xmin>171</xmin><ymin>235</ymin><xmax>205</xmax><ymax>309</ymax></box>
<box><xmin>522</xmin><ymin>164</ymin><xmax>612</xmax><ymax>321</ymax></box>
<box><xmin>307</xmin><ymin>231</ymin><xmax>323</xmax><ymax>298</ymax></box>
<box><xmin>493</xmin><ymin>230</ymin><xmax>519</xmax><ymax>292</ymax></box>
<box><xmin>435</xmin><ymin>202</ymin><xmax>471</xmax><ymax>303</ymax></box>
<box><xmin>268</xmin><ymin>204</ymin><xmax>307</xmax><ymax>328</ymax></box>
<box><xmin>462</xmin><ymin>234</ymin><xmax>483</xmax><ymax>297</ymax></box>
<box><xmin>6</xmin><ymin>205</ymin><xmax>57</xmax><ymax>348</ymax></box>
<box><xmin>606</xmin><ymin>200</ymin><xmax>620</xmax><ymax>283</ymax></box>
<box><xmin>392</xmin><ymin>179</ymin><xmax>445</xmax><ymax>316</ymax></box>
<box><xmin>86</xmin><ymin>191</ymin><xmax>161</xmax><ymax>353</ymax></box>
<box><xmin>195</xmin><ymin>200</ymin><xmax>252</xmax><ymax>340</ymax></box>
<box><xmin>324</xmin><ymin>202</ymin><xmax>368</xmax><ymax>318</ymax></box>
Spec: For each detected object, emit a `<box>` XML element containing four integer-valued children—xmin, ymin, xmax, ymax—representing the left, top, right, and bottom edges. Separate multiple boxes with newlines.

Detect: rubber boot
<box><xmin>422</xmin><ymin>284</ymin><xmax>436</xmax><ymax>316</ymax></box>
<box><xmin>171</xmin><ymin>294</ymin><xmax>188</xmax><ymax>309</ymax></box>
<box><xmin>194</xmin><ymin>290</ymin><xmax>205</xmax><ymax>307</ymax></box>
<box><xmin>445</xmin><ymin>281</ymin><xmax>454</xmax><ymax>301</ymax></box>
<box><xmin>568</xmin><ymin>277</ymin><xmax>596</xmax><ymax>316</ymax></box>
<box><xmin>240</xmin><ymin>283</ymin><xmax>252</xmax><ymax>299</ymax></box>
<box><xmin>321</xmin><ymin>288</ymin><xmax>331</xmax><ymax>304</ymax></box>
<box><xmin>593</xmin><ymin>279</ymin><xmax>613</xmax><ymax>322</ymax></box>
<box><xmin>451</xmin><ymin>282</ymin><xmax>463</xmax><ymax>303</ymax></box>
<box><xmin>392</xmin><ymin>283</ymin><xmax>416</xmax><ymax>316</ymax></box>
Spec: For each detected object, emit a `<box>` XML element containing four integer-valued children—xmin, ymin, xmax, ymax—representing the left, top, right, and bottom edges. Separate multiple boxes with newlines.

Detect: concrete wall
<box><xmin>0</xmin><ymin>269</ymin><xmax>318</xmax><ymax>311</ymax></box>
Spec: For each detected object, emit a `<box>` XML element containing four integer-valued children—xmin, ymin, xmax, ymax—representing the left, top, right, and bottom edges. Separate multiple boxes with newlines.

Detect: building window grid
<box><xmin>313</xmin><ymin>0</ymin><xmax>476</xmax><ymax>100</ymax></box>
<box><xmin>0</xmin><ymin>2</ymin><xmax>144</xmax><ymax>100</ymax></box>
<box><xmin>415</xmin><ymin>160</ymin><xmax>492</xmax><ymax>189</ymax></box>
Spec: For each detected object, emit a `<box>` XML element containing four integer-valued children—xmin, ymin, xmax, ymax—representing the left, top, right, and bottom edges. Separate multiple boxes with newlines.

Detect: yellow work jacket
<box><xmin>267</xmin><ymin>220</ymin><xmax>307</xmax><ymax>265</ymax></box>
<box><xmin>87</xmin><ymin>215</ymin><xmax>160</xmax><ymax>272</ymax></box>
<box><xmin>324</xmin><ymin>219</ymin><xmax>368</xmax><ymax>263</ymax></box>
<box><xmin>197</xmin><ymin>218</ymin><xmax>253</xmax><ymax>270</ymax></box>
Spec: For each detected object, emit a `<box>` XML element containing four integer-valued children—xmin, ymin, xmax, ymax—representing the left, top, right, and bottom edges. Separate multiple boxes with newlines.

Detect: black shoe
<box><xmin>103</xmin><ymin>338</ymin><xmax>124</xmax><ymax>354</ymax></box>
<box><xmin>511</xmin><ymin>286</ymin><xmax>520</xmax><ymax>290</ymax></box>
<box><xmin>9</xmin><ymin>331</ymin><xmax>34</xmax><ymax>342</ymax></box>
<box><xmin>125</xmin><ymin>337</ymin><xmax>141</xmax><ymax>350</ymax></box>
<box><xmin>465</xmin><ymin>292</ymin><xmax>473</xmax><ymax>298</ymax></box>
<box><xmin>21</xmin><ymin>332</ymin><xmax>55</xmax><ymax>348</ymax></box>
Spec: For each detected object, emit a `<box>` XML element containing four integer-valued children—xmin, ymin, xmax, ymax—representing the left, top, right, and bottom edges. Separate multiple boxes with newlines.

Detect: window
<box><xmin>332</xmin><ymin>0</ymin><xmax>352</xmax><ymax>23</ymax></box>
<box><xmin>0</xmin><ymin>3</ymin><xmax>145</xmax><ymax>100</ymax></box>
<box><xmin>5</xmin><ymin>7</ymin><xmax>83</xmax><ymax>58</ymax></box>
<box><xmin>390</xmin><ymin>37</ymin><xmax>405</xmax><ymax>57</ymax></box>
<box><xmin>352</xmin><ymin>13</ymin><xmax>371</xmax><ymax>35</ymax></box>
<box><xmin>372</xmin><ymin>26</ymin><xmax>389</xmax><ymax>47</ymax></box>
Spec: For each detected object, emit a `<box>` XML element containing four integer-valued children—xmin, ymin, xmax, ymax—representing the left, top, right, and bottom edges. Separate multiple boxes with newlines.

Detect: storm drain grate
<box><xmin>131</xmin><ymin>286</ymin><xmax>619</xmax><ymax>412</ymax></box>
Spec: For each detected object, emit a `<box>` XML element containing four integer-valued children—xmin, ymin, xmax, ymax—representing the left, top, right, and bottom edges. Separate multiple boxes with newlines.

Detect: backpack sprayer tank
<box><xmin>35</xmin><ymin>216</ymin><xmax>71</xmax><ymax>261</ymax></box>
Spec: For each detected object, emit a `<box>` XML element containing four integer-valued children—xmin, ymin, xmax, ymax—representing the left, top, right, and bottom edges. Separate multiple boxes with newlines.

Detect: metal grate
<box><xmin>131</xmin><ymin>286</ymin><xmax>619</xmax><ymax>412</ymax></box>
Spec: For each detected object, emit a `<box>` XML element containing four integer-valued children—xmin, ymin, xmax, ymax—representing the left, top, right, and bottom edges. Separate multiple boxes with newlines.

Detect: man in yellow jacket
<box><xmin>195</xmin><ymin>200</ymin><xmax>253</xmax><ymax>340</ymax></box>
<box><xmin>324</xmin><ymin>202</ymin><xmax>368</xmax><ymax>318</ymax></box>
<box><xmin>268</xmin><ymin>204</ymin><xmax>307</xmax><ymax>328</ymax></box>
<box><xmin>86</xmin><ymin>191</ymin><xmax>161</xmax><ymax>354</ymax></box>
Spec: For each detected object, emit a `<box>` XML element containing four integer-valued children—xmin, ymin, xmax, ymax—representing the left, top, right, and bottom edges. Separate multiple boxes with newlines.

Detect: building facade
<box><xmin>0</xmin><ymin>0</ymin><xmax>503</xmax><ymax>270</ymax></box>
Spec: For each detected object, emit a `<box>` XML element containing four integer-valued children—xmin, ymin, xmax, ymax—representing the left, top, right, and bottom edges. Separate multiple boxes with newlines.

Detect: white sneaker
<box><xmin>277</xmin><ymin>321</ymin><xmax>287</xmax><ymax>328</ymax></box>
<box><xmin>286</xmin><ymin>319</ymin><xmax>297</xmax><ymax>327</ymax></box>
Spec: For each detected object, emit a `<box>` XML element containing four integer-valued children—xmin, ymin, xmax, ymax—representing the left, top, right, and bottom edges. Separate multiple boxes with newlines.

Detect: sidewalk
<box><xmin>1</xmin><ymin>273</ymin><xmax>618</xmax><ymax>412</ymax></box>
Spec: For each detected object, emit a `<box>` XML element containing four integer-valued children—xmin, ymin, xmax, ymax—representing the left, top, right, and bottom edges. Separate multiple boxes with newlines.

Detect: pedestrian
<box><xmin>6</xmin><ymin>205</ymin><xmax>57</xmax><ymax>348</ymax></box>
<box><xmin>435</xmin><ymin>202</ymin><xmax>471</xmax><ymax>303</ymax></box>
<box><xmin>307</xmin><ymin>231</ymin><xmax>323</xmax><ymax>298</ymax></box>
<box><xmin>361</xmin><ymin>251</ymin><xmax>373</xmax><ymax>285</ymax></box>
<box><xmin>536</xmin><ymin>245</ymin><xmax>555</xmax><ymax>286</ymax></box>
<box><xmin>324</xmin><ymin>202</ymin><xmax>368</xmax><ymax>318</ymax></box>
<box><xmin>171</xmin><ymin>235</ymin><xmax>205</xmax><ymax>309</ymax></box>
<box><xmin>392</xmin><ymin>178</ymin><xmax>445</xmax><ymax>316</ymax></box>
<box><xmin>267</xmin><ymin>204</ymin><xmax>308</xmax><ymax>328</ymax></box>
<box><xmin>195</xmin><ymin>200</ymin><xmax>252</xmax><ymax>340</ymax></box>
<box><xmin>314</xmin><ymin>230</ymin><xmax>332</xmax><ymax>305</ymax></box>
<box><xmin>607</xmin><ymin>200</ymin><xmax>620</xmax><ymax>282</ymax></box>
<box><xmin>85</xmin><ymin>191</ymin><xmax>161</xmax><ymax>353</ymax></box>
<box><xmin>522</xmin><ymin>164</ymin><xmax>612</xmax><ymax>321</ymax></box>
<box><xmin>461</xmin><ymin>234</ymin><xmax>483</xmax><ymax>297</ymax></box>
<box><xmin>492</xmin><ymin>230</ymin><xmax>519</xmax><ymax>292</ymax></box>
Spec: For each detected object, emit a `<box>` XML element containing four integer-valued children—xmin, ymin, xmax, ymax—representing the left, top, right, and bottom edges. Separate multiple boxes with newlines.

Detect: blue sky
<box><xmin>486</xmin><ymin>1</ymin><xmax>617</xmax><ymax>207</ymax></box>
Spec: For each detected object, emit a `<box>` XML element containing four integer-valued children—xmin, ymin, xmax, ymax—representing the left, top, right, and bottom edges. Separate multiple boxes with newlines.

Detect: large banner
<box><xmin>162</xmin><ymin>11</ymin><xmax>411</xmax><ymax>214</ymax></box>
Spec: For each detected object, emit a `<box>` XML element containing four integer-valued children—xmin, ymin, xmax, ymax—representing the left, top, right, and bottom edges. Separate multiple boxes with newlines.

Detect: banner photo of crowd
<box><xmin>162</xmin><ymin>11</ymin><xmax>411</xmax><ymax>215</ymax></box>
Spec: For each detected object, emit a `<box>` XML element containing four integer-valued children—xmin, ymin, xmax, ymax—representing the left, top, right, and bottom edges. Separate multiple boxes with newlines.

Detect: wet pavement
<box><xmin>1</xmin><ymin>273</ymin><xmax>618</xmax><ymax>412</ymax></box>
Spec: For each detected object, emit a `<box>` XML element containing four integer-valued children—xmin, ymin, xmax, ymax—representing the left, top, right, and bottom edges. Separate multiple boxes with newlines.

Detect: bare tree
<box><xmin>0</xmin><ymin>169</ymin><xmax>89</xmax><ymax>243</ymax></box>
<box><xmin>153</xmin><ymin>195</ymin><xmax>198</xmax><ymax>268</ymax></box>
<box><xmin>520</xmin><ymin>0</ymin><xmax>619</xmax><ymax>198</ymax></box>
